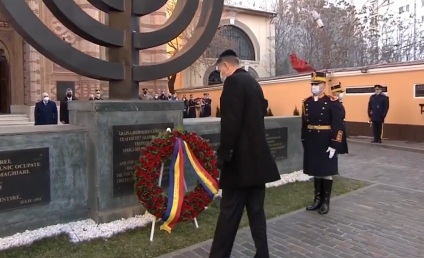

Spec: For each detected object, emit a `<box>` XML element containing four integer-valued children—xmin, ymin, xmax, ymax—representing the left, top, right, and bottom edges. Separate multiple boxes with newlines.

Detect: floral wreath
<box><xmin>135</xmin><ymin>129</ymin><xmax>219</xmax><ymax>227</ymax></box>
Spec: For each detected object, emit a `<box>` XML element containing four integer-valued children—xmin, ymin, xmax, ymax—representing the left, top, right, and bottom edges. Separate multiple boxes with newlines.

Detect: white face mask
<box><xmin>96</xmin><ymin>94</ymin><xmax>100</xmax><ymax>98</ymax></box>
<box><xmin>339</xmin><ymin>93</ymin><xmax>344</xmax><ymax>100</ymax></box>
<box><xmin>43</xmin><ymin>97</ymin><xmax>49</xmax><ymax>101</ymax></box>
<box><xmin>311</xmin><ymin>85</ymin><xmax>321</xmax><ymax>95</ymax></box>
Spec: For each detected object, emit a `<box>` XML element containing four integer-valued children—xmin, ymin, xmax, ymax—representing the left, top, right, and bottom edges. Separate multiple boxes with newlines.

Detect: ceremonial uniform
<box><xmin>188</xmin><ymin>94</ymin><xmax>196</xmax><ymax>118</ymax></box>
<box><xmin>368</xmin><ymin>85</ymin><xmax>389</xmax><ymax>143</ymax></box>
<box><xmin>182</xmin><ymin>95</ymin><xmax>189</xmax><ymax>118</ymax></box>
<box><xmin>331</xmin><ymin>83</ymin><xmax>348</xmax><ymax>154</ymax></box>
<box><xmin>302</xmin><ymin>72</ymin><xmax>344</xmax><ymax>215</ymax></box>
<box><xmin>203</xmin><ymin>93</ymin><xmax>212</xmax><ymax>117</ymax></box>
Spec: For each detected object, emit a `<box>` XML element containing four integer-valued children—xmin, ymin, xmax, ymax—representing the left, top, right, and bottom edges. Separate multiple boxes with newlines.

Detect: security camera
<box><xmin>310</xmin><ymin>11</ymin><xmax>324</xmax><ymax>28</ymax></box>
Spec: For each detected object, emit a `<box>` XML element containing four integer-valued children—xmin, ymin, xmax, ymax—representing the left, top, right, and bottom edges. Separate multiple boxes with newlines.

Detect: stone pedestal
<box><xmin>68</xmin><ymin>100</ymin><xmax>183</xmax><ymax>223</ymax></box>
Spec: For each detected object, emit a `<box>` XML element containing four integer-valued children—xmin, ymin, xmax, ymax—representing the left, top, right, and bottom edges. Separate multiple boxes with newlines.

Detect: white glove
<box><xmin>326</xmin><ymin>147</ymin><xmax>336</xmax><ymax>159</ymax></box>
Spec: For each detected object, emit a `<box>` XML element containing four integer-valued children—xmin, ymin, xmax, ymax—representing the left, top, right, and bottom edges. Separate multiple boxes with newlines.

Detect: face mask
<box><xmin>43</xmin><ymin>97</ymin><xmax>49</xmax><ymax>101</ymax></box>
<box><xmin>67</xmin><ymin>93</ymin><xmax>72</xmax><ymax>97</ymax></box>
<box><xmin>311</xmin><ymin>85</ymin><xmax>321</xmax><ymax>95</ymax></box>
<box><xmin>154</xmin><ymin>96</ymin><xmax>158</xmax><ymax>99</ymax></box>
<box><xmin>96</xmin><ymin>94</ymin><xmax>100</xmax><ymax>98</ymax></box>
<box><xmin>182</xmin><ymin>98</ymin><xmax>186</xmax><ymax>101</ymax></box>
<box><xmin>339</xmin><ymin>93</ymin><xmax>344</xmax><ymax>100</ymax></box>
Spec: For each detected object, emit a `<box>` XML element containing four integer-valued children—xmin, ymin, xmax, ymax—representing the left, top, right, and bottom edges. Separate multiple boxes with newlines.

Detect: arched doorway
<box><xmin>0</xmin><ymin>48</ymin><xmax>10</xmax><ymax>113</ymax></box>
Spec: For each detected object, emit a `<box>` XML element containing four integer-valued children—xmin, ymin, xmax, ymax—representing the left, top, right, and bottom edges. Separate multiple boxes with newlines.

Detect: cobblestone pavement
<box><xmin>158</xmin><ymin>144</ymin><xmax>424</xmax><ymax>258</ymax></box>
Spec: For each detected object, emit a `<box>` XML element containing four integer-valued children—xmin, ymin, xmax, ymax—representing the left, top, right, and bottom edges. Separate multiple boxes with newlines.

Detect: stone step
<box><xmin>0</xmin><ymin>114</ymin><xmax>30</xmax><ymax>121</ymax></box>
<box><xmin>0</xmin><ymin>121</ymin><xmax>33</xmax><ymax>126</ymax></box>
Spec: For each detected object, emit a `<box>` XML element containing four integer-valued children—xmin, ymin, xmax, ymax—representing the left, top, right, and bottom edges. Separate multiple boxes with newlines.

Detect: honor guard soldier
<box><xmin>202</xmin><ymin>93</ymin><xmax>212</xmax><ymax>117</ymax></box>
<box><xmin>182</xmin><ymin>95</ymin><xmax>189</xmax><ymax>118</ymax></box>
<box><xmin>331</xmin><ymin>83</ymin><xmax>348</xmax><ymax>154</ymax></box>
<box><xmin>302</xmin><ymin>72</ymin><xmax>344</xmax><ymax>215</ymax></box>
<box><xmin>188</xmin><ymin>94</ymin><xmax>197</xmax><ymax>118</ymax></box>
<box><xmin>94</xmin><ymin>90</ymin><xmax>103</xmax><ymax>100</ymax></box>
<box><xmin>368</xmin><ymin>84</ymin><xmax>389</xmax><ymax>143</ymax></box>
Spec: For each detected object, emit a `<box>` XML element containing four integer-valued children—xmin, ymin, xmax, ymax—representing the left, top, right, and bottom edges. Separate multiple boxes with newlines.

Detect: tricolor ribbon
<box><xmin>160</xmin><ymin>138</ymin><xmax>219</xmax><ymax>233</ymax></box>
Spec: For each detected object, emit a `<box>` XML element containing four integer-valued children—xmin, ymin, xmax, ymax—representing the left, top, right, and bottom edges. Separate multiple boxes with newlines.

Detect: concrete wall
<box><xmin>184</xmin><ymin>116</ymin><xmax>303</xmax><ymax>174</ymax></box>
<box><xmin>0</xmin><ymin>125</ymin><xmax>88</xmax><ymax>237</ymax></box>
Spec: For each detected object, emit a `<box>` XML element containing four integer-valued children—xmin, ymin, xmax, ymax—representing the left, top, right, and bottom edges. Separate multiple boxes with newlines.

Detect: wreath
<box><xmin>134</xmin><ymin>129</ymin><xmax>219</xmax><ymax>229</ymax></box>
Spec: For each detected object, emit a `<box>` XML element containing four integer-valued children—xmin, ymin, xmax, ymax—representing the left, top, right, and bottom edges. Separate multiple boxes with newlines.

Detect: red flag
<box><xmin>289</xmin><ymin>53</ymin><xmax>315</xmax><ymax>73</ymax></box>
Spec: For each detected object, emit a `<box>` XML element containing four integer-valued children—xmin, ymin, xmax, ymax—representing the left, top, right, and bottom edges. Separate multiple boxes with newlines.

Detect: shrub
<box><xmin>293</xmin><ymin>106</ymin><xmax>300</xmax><ymax>116</ymax></box>
<box><xmin>216</xmin><ymin>106</ymin><xmax>221</xmax><ymax>117</ymax></box>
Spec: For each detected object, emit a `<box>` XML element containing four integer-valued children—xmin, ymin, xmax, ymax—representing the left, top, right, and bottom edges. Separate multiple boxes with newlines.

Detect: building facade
<box><xmin>179</xmin><ymin>6</ymin><xmax>276</xmax><ymax>88</ymax></box>
<box><xmin>0</xmin><ymin>0</ymin><xmax>168</xmax><ymax>116</ymax></box>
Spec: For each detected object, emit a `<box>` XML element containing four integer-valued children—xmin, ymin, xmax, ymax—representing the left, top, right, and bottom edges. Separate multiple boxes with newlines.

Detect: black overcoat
<box><xmin>188</xmin><ymin>99</ymin><xmax>196</xmax><ymax>118</ymax></box>
<box><xmin>203</xmin><ymin>99</ymin><xmax>212</xmax><ymax>117</ymax></box>
<box><xmin>59</xmin><ymin>96</ymin><xmax>77</xmax><ymax>124</ymax></box>
<box><xmin>301</xmin><ymin>94</ymin><xmax>344</xmax><ymax>177</ymax></box>
<box><xmin>34</xmin><ymin>101</ymin><xmax>58</xmax><ymax>125</ymax></box>
<box><xmin>217</xmin><ymin>68</ymin><xmax>280</xmax><ymax>190</ymax></box>
<box><xmin>368</xmin><ymin>93</ymin><xmax>389</xmax><ymax>123</ymax></box>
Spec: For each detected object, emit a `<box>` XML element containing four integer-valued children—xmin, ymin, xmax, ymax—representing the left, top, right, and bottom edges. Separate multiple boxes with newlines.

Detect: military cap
<box><xmin>374</xmin><ymin>84</ymin><xmax>383</xmax><ymax>89</ymax></box>
<box><xmin>310</xmin><ymin>71</ymin><xmax>327</xmax><ymax>84</ymax></box>
<box><xmin>189</xmin><ymin>94</ymin><xmax>193</xmax><ymax>97</ymax></box>
<box><xmin>331</xmin><ymin>83</ymin><xmax>343</xmax><ymax>93</ymax></box>
<box><xmin>95</xmin><ymin>89</ymin><xmax>101</xmax><ymax>93</ymax></box>
<box><xmin>216</xmin><ymin>49</ymin><xmax>238</xmax><ymax>64</ymax></box>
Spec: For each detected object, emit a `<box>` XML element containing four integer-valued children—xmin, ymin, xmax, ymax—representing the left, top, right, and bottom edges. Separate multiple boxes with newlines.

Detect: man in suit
<box><xmin>34</xmin><ymin>92</ymin><xmax>58</xmax><ymax>125</ymax></box>
<box><xmin>59</xmin><ymin>88</ymin><xmax>77</xmax><ymax>124</ymax></box>
<box><xmin>368</xmin><ymin>84</ymin><xmax>389</xmax><ymax>143</ymax></box>
<box><xmin>209</xmin><ymin>50</ymin><xmax>280</xmax><ymax>258</ymax></box>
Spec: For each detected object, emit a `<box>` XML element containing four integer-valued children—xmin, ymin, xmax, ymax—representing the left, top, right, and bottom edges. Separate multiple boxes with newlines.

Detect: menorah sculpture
<box><xmin>0</xmin><ymin>0</ymin><xmax>224</xmax><ymax>99</ymax></box>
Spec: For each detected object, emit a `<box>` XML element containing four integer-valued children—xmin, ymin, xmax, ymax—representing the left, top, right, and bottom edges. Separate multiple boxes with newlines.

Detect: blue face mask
<box><xmin>311</xmin><ymin>85</ymin><xmax>321</xmax><ymax>95</ymax></box>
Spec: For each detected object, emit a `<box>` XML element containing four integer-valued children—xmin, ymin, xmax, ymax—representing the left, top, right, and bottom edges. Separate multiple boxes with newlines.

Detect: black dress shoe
<box><xmin>306</xmin><ymin>178</ymin><xmax>322</xmax><ymax>211</ymax></box>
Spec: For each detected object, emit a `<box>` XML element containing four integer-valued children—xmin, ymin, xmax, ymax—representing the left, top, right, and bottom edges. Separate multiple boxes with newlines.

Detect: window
<box><xmin>399</xmin><ymin>7</ymin><xmax>404</xmax><ymax>14</ymax></box>
<box><xmin>406</xmin><ymin>5</ymin><xmax>410</xmax><ymax>12</ymax></box>
<box><xmin>414</xmin><ymin>84</ymin><xmax>424</xmax><ymax>97</ymax></box>
<box><xmin>205</xmin><ymin>25</ymin><xmax>256</xmax><ymax>61</ymax></box>
<box><xmin>345</xmin><ymin>86</ymin><xmax>388</xmax><ymax>95</ymax></box>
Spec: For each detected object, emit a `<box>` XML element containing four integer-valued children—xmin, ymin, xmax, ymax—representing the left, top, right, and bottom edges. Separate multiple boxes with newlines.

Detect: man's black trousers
<box><xmin>209</xmin><ymin>185</ymin><xmax>269</xmax><ymax>258</ymax></box>
<box><xmin>372</xmin><ymin>121</ymin><xmax>383</xmax><ymax>141</ymax></box>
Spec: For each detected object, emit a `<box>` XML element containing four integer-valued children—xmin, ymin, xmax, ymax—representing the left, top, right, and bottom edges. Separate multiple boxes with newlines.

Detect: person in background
<box><xmin>159</xmin><ymin>90</ymin><xmax>167</xmax><ymax>100</ymax></box>
<box><xmin>202</xmin><ymin>93</ymin><xmax>212</xmax><ymax>117</ymax></box>
<box><xmin>302</xmin><ymin>72</ymin><xmax>344</xmax><ymax>215</ymax></box>
<box><xmin>60</xmin><ymin>88</ymin><xmax>77</xmax><ymax>124</ymax></box>
<box><xmin>182</xmin><ymin>94</ymin><xmax>188</xmax><ymax>118</ymax></box>
<box><xmin>34</xmin><ymin>92</ymin><xmax>58</xmax><ymax>125</ymax></box>
<box><xmin>140</xmin><ymin>88</ymin><xmax>152</xmax><ymax>100</ymax></box>
<box><xmin>153</xmin><ymin>93</ymin><xmax>159</xmax><ymax>100</ymax></box>
<box><xmin>330</xmin><ymin>83</ymin><xmax>348</xmax><ymax>154</ymax></box>
<box><xmin>368</xmin><ymin>84</ymin><xmax>389</xmax><ymax>143</ymax></box>
<box><xmin>88</xmin><ymin>94</ymin><xmax>94</xmax><ymax>100</ymax></box>
<box><xmin>171</xmin><ymin>93</ymin><xmax>178</xmax><ymax>100</ymax></box>
<box><xmin>167</xmin><ymin>94</ymin><xmax>172</xmax><ymax>101</ymax></box>
<box><xmin>209</xmin><ymin>50</ymin><xmax>280</xmax><ymax>258</ymax></box>
<box><xmin>94</xmin><ymin>89</ymin><xmax>103</xmax><ymax>100</ymax></box>
<box><xmin>188</xmin><ymin>94</ymin><xmax>196</xmax><ymax>118</ymax></box>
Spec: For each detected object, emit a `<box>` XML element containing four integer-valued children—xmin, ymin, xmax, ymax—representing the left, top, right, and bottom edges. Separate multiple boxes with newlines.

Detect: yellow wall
<box><xmin>177</xmin><ymin>65</ymin><xmax>424</xmax><ymax>126</ymax></box>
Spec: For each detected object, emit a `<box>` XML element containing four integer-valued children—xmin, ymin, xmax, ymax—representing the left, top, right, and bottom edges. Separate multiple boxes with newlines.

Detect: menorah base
<box><xmin>68</xmin><ymin>100</ymin><xmax>184</xmax><ymax>224</ymax></box>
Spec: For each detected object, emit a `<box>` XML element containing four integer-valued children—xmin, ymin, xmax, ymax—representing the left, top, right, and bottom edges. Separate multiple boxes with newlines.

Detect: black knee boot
<box><xmin>318</xmin><ymin>179</ymin><xmax>333</xmax><ymax>214</ymax></box>
<box><xmin>306</xmin><ymin>178</ymin><xmax>322</xmax><ymax>211</ymax></box>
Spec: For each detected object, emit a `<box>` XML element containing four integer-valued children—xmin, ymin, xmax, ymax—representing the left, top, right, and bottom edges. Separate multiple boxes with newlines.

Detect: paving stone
<box><xmin>160</xmin><ymin>144</ymin><xmax>424</xmax><ymax>258</ymax></box>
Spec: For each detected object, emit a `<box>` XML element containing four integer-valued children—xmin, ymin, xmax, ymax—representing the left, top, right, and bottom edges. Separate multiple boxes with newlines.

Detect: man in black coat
<box><xmin>34</xmin><ymin>92</ymin><xmax>58</xmax><ymax>125</ymax></box>
<box><xmin>330</xmin><ymin>83</ymin><xmax>348</xmax><ymax>154</ymax></box>
<box><xmin>209</xmin><ymin>50</ymin><xmax>280</xmax><ymax>258</ymax></box>
<box><xmin>302</xmin><ymin>72</ymin><xmax>344</xmax><ymax>215</ymax></box>
<box><xmin>59</xmin><ymin>88</ymin><xmax>77</xmax><ymax>124</ymax></box>
<box><xmin>368</xmin><ymin>84</ymin><xmax>389</xmax><ymax>143</ymax></box>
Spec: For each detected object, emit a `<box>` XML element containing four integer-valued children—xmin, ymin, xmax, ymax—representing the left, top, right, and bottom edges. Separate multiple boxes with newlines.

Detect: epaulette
<box><xmin>328</xmin><ymin>95</ymin><xmax>339</xmax><ymax>101</ymax></box>
<box><xmin>302</xmin><ymin>96</ymin><xmax>312</xmax><ymax>102</ymax></box>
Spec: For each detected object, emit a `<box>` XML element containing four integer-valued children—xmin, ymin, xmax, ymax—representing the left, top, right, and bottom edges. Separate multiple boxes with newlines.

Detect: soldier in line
<box><xmin>182</xmin><ymin>94</ymin><xmax>189</xmax><ymax>118</ymax></box>
<box><xmin>302</xmin><ymin>72</ymin><xmax>344</xmax><ymax>215</ymax></box>
<box><xmin>368</xmin><ymin>84</ymin><xmax>389</xmax><ymax>143</ymax></box>
<box><xmin>94</xmin><ymin>89</ymin><xmax>103</xmax><ymax>100</ymax></box>
<box><xmin>201</xmin><ymin>93</ymin><xmax>212</xmax><ymax>117</ymax></box>
<box><xmin>188</xmin><ymin>94</ymin><xmax>197</xmax><ymax>118</ymax></box>
<box><xmin>330</xmin><ymin>83</ymin><xmax>348</xmax><ymax>154</ymax></box>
